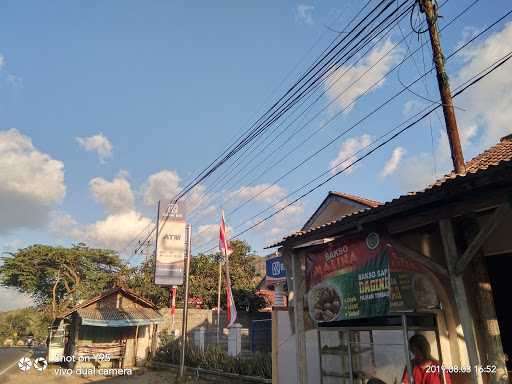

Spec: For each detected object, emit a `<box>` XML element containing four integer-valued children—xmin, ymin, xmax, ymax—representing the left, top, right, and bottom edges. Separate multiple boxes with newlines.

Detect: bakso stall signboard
<box><xmin>154</xmin><ymin>200</ymin><xmax>186</xmax><ymax>286</ymax></box>
<box><xmin>306</xmin><ymin>232</ymin><xmax>391</xmax><ymax>322</ymax></box>
<box><xmin>306</xmin><ymin>232</ymin><xmax>437</xmax><ymax>322</ymax></box>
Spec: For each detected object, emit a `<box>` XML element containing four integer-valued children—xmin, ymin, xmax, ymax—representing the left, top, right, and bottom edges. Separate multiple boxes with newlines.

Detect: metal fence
<box><xmin>250</xmin><ymin>319</ymin><xmax>272</xmax><ymax>353</ymax></box>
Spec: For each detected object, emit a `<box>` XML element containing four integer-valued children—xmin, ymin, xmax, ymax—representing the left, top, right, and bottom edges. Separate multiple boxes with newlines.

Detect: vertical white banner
<box><xmin>154</xmin><ymin>200</ymin><xmax>186</xmax><ymax>286</ymax></box>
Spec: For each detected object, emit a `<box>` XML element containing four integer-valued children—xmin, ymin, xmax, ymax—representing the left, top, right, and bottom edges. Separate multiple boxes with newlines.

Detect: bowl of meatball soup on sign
<box><xmin>308</xmin><ymin>283</ymin><xmax>342</xmax><ymax>322</ymax></box>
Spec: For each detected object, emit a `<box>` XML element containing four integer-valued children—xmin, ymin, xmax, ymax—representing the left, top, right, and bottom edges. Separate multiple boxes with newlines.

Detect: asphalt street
<box><xmin>0</xmin><ymin>347</ymin><xmax>30</xmax><ymax>376</ymax></box>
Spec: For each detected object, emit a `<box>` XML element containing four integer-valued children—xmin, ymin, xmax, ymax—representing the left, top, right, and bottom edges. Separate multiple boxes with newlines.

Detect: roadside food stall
<box><xmin>318</xmin><ymin>314</ymin><xmax>443</xmax><ymax>384</ymax></box>
<box><xmin>306</xmin><ymin>231</ymin><xmax>445</xmax><ymax>384</ymax></box>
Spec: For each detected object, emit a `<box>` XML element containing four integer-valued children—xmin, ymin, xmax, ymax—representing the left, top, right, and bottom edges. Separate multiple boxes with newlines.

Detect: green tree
<box><xmin>127</xmin><ymin>257</ymin><xmax>170</xmax><ymax>308</ymax></box>
<box><xmin>180</xmin><ymin>239</ymin><xmax>266</xmax><ymax>311</ymax></box>
<box><xmin>0</xmin><ymin>243</ymin><xmax>125</xmax><ymax>318</ymax></box>
<box><xmin>130</xmin><ymin>239</ymin><xmax>265</xmax><ymax>311</ymax></box>
<box><xmin>0</xmin><ymin>308</ymin><xmax>50</xmax><ymax>343</ymax></box>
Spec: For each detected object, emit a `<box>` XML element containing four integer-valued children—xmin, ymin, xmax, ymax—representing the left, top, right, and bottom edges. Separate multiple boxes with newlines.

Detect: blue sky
<box><xmin>1</xmin><ymin>1</ymin><xmax>512</xmax><ymax>308</ymax></box>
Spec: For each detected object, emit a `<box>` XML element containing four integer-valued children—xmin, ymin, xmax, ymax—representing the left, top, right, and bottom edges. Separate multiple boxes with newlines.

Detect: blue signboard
<box><xmin>266</xmin><ymin>256</ymin><xmax>286</xmax><ymax>283</ymax></box>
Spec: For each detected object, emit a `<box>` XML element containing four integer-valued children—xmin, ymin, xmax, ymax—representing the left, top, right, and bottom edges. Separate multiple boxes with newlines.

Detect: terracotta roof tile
<box><xmin>329</xmin><ymin>192</ymin><xmax>382</xmax><ymax>208</ymax></box>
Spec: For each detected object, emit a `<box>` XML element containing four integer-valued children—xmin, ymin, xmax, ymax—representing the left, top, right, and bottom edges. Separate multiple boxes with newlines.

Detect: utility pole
<box><xmin>420</xmin><ymin>0</ymin><xmax>466</xmax><ymax>174</ymax></box>
<box><xmin>178</xmin><ymin>224</ymin><xmax>192</xmax><ymax>378</ymax></box>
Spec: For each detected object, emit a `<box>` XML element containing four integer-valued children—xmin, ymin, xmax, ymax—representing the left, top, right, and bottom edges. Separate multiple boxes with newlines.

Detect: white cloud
<box><xmin>0</xmin><ymin>53</ymin><xmax>22</xmax><ymax>88</ymax></box>
<box><xmin>228</xmin><ymin>184</ymin><xmax>286</xmax><ymax>205</ymax></box>
<box><xmin>396</xmin><ymin>23</ymin><xmax>512</xmax><ymax>192</ymax></box>
<box><xmin>76</xmin><ymin>133</ymin><xmax>113</xmax><ymax>163</ymax></box>
<box><xmin>295</xmin><ymin>4</ymin><xmax>314</xmax><ymax>25</ymax></box>
<box><xmin>49</xmin><ymin>212</ymin><xmax>77</xmax><ymax>235</ymax></box>
<box><xmin>142</xmin><ymin>170</ymin><xmax>211</xmax><ymax>218</ymax></box>
<box><xmin>330</xmin><ymin>133</ymin><xmax>374</xmax><ymax>175</ymax></box>
<box><xmin>380</xmin><ymin>147</ymin><xmax>405</xmax><ymax>179</ymax></box>
<box><xmin>455</xmin><ymin>26</ymin><xmax>482</xmax><ymax>50</ymax></box>
<box><xmin>453</xmin><ymin>21</ymin><xmax>512</xmax><ymax>149</ymax></box>
<box><xmin>224</xmin><ymin>184</ymin><xmax>305</xmax><ymax>242</ymax></box>
<box><xmin>196</xmin><ymin>223</ymin><xmax>232</xmax><ymax>248</ymax></box>
<box><xmin>396</xmin><ymin>152</ymin><xmax>440</xmax><ymax>191</ymax></box>
<box><xmin>325</xmin><ymin>39</ymin><xmax>403</xmax><ymax>113</ymax></box>
<box><xmin>142</xmin><ymin>170</ymin><xmax>181</xmax><ymax>206</ymax></box>
<box><xmin>0</xmin><ymin>129</ymin><xmax>66</xmax><ymax>233</ymax></box>
<box><xmin>89</xmin><ymin>171</ymin><xmax>134</xmax><ymax>213</ymax></box>
<box><xmin>402</xmin><ymin>99</ymin><xmax>426</xmax><ymax>116</ymax></box>
<box><xmin>76</xmin><ymin>210</ymin><xmax>152</xmax><ymax>250</ymax></box>
<box><xmin>0</xmin><ymin>287</ymin><xmax>34</xmax><ymax>310</ymax></box>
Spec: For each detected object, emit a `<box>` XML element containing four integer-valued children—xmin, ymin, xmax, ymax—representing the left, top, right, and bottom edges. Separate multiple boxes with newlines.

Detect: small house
<box><xmin>47</xmin><ymin>286</ymin><xmax>163</xmax><ymax>369</ymax></box>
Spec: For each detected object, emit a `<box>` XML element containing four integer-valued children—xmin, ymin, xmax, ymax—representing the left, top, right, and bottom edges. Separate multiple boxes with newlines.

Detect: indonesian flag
<box><xmin>219</xmin><ymin>210</ymin><xmax>233</xmax><ymax>258</ymax></box>
<box><xmin>219</xmin><ymin>211</ymin><xmax>236</xmax><ymax>328</ymax></box>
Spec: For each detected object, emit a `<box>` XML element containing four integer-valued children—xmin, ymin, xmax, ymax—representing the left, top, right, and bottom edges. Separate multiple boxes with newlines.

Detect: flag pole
<box><xmin>216</xmin><ymin>260</ymin><xmax>222</xmax><ymax>344</ymax></box>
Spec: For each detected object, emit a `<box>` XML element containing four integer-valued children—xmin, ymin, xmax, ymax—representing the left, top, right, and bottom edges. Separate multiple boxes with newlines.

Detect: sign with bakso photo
<box><xmin>305</xmin><ymin>232</ymin><xmax>391</xmax><ymax>322</ymax></box>
<box><xmin>154</xmin><ymin>200</ymin><xmax>186</xmax><ymax>286</ymax></box>
<box><xmin>305</xmin><ymin>232</ymin><xmax>440</xmax><ymax>323</ymax></box>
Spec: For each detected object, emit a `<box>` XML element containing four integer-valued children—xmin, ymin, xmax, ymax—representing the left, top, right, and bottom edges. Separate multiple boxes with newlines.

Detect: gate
<box><xmin>250</xmin><ymin>319</ymin><xmax>272</xmax><ymax>353</ymax></box>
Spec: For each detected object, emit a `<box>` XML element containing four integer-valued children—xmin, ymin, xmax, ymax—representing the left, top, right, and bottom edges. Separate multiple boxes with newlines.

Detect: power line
<box><xmin>169</xmin><ymin>0</ymin><xmax>412</xmax><ymax>206</ymax></box>
<box><xmin>198</xmin><ymin>49</ymin><xmax>512</xmax><ymax>254</ymax></box>
<box><xmin>195</xmin><ymin>9</ymin><xmax>512</xmax><ymax>254</ymax></box>
<box><xmin>191</xmin><ymin>0</ymin><xmax>478</xmax><ymax>224</ymax></box>
<box><xmin>193</xmin><ymin>0</ymin><xmax>482</xmax><ymax>223</ymax></box>
<box><xmin>121</xmin><ymin>0</ymin><xmax>390</xmax><ymax>256</ymax></box>
<box><xmin>187</xmin><ymin>1</ymin><xmax>417</xmax><ymax>221</ymax></box>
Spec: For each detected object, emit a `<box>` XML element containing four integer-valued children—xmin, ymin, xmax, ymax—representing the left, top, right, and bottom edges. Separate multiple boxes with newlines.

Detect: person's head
<box><xmin>367</xmin><ymin>378</ymin><xmax>386</xmax><ymax>384</ymax></box>
<box><xmin>409</xmin><ymin>334</ymin><xmax>431</xmax><ymax>361</ymax></box>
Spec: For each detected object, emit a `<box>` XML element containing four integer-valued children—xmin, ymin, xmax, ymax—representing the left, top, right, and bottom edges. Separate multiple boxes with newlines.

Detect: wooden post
<box><xmin>281</xmin><ymin>247</ymin><xmax>295</xmax><ymax>332</ymax></box>
<box><xmin>471</xmin><ymin>254</ymin><xmax>509</xmax><ymax>384</ymax></box>
<box><xmin>439</xmin><ymin>219</ymin><xmax>483</xmax><ymax>384</ymax></box>
<box><xmin>456</xmin><ymin>203</ymin><xmax>511</xmax><ymax>274</ymax></box>
<box><xmin>272</xmin><ymin>310</ymin><xmax>279</xmax><ymax>384</ymax></box>
<box><xmin>134</xmin><ymin>325</ymin><xmax>139</xmax><ymax>367</ymax></box>
<box><xmin>421</xmin><ymin>0</ymin><xmax>465</xmax><ymax>174</ymax></box>
<box><xmin>463</xmin><ymin>218</ymin><xmax>509</xmax><ymax>384</ymax></box>
<box><xmin>292</xmin><ymin>250</ymin><xmax>308</xmax><ymax>384</ymax></box>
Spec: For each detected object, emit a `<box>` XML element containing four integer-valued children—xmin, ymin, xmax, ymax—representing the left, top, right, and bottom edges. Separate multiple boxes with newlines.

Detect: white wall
<box><xmin>273</xmin><ymin>310</ymin><xmax>320</xmax><ymax>384</ymax></box>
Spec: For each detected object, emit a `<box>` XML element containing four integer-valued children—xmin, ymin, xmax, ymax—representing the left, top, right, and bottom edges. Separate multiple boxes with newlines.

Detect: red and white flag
<box><xmin>219</xmin><ymin>211</ymin><xmax>236</xmax><ymax>328</ymax></box>
<box><xmin>219</xmin><ymin>210</ymin><xmax>232</xmax><ymax>257</ymax></box>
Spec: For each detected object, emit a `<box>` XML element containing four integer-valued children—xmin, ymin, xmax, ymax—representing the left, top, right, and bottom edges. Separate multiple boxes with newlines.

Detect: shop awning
<box><xmin>78</xmin><ymin>307</ymin><xmax>163</xmax><ymax>327</ymax></box>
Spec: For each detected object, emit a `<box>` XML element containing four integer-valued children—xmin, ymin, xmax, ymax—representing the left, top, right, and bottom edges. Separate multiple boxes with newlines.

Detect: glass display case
<box><xmin>318</xmin><ymin>313</ymin><xmax>443</xmax><ymax>384</ymax></box>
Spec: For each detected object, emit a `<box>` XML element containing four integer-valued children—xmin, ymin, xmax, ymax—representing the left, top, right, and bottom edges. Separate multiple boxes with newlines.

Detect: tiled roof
<box><xmin>78</xmin><ymin>307</ymin><xmax>162</xmax><ymax>322</ymax></box>
<box><xmin>455</xmin><ymin>134</ymin><xmax>512</xmax><ymax>173</ymax></box>
<box><xmin>268</xmin><ymin>134</ymin><xmax>512</xmax><ymax>248</ymax></box>
<box><xmin>329</xmin><ymin>192</ymin><xmax>382</xmax><ymax>208</ymax></box>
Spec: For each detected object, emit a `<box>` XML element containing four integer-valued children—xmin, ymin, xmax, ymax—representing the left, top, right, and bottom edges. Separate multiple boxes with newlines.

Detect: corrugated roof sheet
<box><xmin>268</xmin><ymin>134</ymin><xmax>512</xmax><ymax>248</ymax></box>
<box><xmin>78</xmin><ymin>307</ymin><xmax>162</xmax><ymax>321</ymax></box>
<box><xmin>78</xmin><ymin>307</ymin><xmax>163</xmax><ymax>327</ymax></box>
<box><xmin>58</xmin><ymin>286</ymin><xmax>158</xmax><ymax>319</ymax></box>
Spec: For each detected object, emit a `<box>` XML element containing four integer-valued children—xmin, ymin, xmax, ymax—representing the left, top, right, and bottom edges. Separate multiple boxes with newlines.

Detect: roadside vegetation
<box><xmin>154</xmin><ymin>333</ymin><xmax>272</xmax><ymax>379</ymax></box>
<box><xmin>0</xmin><ymin>307</ymin><xmax>50</xmax><ymax>345</ymax></box>
<box><xmin>0</xmin><ymin>240</ymin><xmax>265</xmax><ymax>343</ymax></box>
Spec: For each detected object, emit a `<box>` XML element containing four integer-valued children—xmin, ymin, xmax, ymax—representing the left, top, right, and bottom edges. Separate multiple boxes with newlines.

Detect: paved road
<box><xmin>0</xmin><ymin>347</ymin><xmax>30</xmax><ymax>376</ymax></box>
